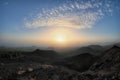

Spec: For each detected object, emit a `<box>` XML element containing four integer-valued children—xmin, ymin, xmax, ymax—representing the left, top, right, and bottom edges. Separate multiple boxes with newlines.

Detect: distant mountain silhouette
<box><xmin>64</xmin><ymin>45</ymin><xmax>104</xmax><ymax>57</ymax></box>
<box><xmin>77</xmin><ymin>45</ymin><xmax>104</xmax><ymax>55</ymax></box>
<box><xmin>33</xmin><ymin>49</ymin><xmax>59</xmax><ymax>57</ymax></box>
<box><xmin>23</xmin><ymin>49</ymin><xmax>62</xmax><ymax>63</ymax></box>
<box><xmin>0</xmin><ymin>49</ymin><xmax>62</xmax><ymax>64</ymax></box>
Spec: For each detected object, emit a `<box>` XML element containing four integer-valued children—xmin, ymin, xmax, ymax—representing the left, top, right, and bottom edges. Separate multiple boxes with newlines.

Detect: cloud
<box><xmin>25</xmin><ymin>0</ymin><xmax>113</xmax><ymax>29</ymax></box>
<box><xmin>25</xmin><ymin>12</ymin><xmax>98</xmax><ymax>29</ymax></box>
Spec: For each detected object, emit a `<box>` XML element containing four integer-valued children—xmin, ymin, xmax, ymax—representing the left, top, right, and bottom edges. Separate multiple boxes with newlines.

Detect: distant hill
<box><xmin>22</xmin><ymin>49</ymin><xmax>62</xmax><ymax>63</ymax></box>
<box><xmin>64</xmin><ymin>45</ymin><xmax>104</xmax><ymax>57</ymax></box>
<box><xmin>56</xmin><ymin>53</ymin><xmax>98</xmax><ymax>72</ymax></box>
<box><xmin>33</xmin><ymin>49</ymin><xmax>60</xmax><ymax>58</ymax></box>
<box><xmin>0</xmin><ymin>49</ymin><xmax>62</xmax><ymax>64</ymax></box>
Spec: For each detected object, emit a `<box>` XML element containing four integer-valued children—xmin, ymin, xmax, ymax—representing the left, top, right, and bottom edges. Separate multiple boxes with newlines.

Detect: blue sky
<box><xmin>0</xmin><ymin>0</ymin><xmax>120</xmax><ymax>47</ymax></box>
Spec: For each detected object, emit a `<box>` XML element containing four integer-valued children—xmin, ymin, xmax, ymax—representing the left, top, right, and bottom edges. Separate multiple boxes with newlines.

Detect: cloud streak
<box><xmin>25</xmin><ymin>0</ymin><xmax>113</xmax><ymax>29</ymax></box>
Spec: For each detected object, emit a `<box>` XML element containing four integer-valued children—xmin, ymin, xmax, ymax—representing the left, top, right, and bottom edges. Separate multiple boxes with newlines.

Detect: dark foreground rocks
<box><xmin>0</xmin><ymin>45</ymin><xmax>120</xmax><ymax>80</ymax></box>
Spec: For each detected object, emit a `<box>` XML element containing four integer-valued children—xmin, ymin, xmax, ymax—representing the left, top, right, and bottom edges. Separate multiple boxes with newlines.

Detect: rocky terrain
<box><xmin>55</xmin><ymin>53</ymin><xmax>98</xmax><ymax>72</ymax></box>
<box><xmin>0</xmin><ymin>45</ymin><xmax>120</xmax><ymax>80</ymax></box>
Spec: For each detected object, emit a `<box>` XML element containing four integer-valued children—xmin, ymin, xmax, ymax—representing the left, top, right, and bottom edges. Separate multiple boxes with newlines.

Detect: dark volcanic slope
<box><xmin>0</xmin><ymin>62</ymin><xmax>81</xmax><ymax>80</ymax></box>
<box><xmin>81</xmin><ymin>45</ymin><xmax>120</xmax><ymax>80</ymax></box>
<box><xmin>57</xmin><ymin>53</ymin><xmax>98</xmax><ymax>72</ymax></box>
<box><xmin>90</xmin><ymin>45</ymin><xmax>120</xmax><ymax>73</ymax></box>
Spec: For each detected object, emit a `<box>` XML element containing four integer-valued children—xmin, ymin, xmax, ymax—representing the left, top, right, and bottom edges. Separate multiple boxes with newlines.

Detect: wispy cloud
<box><xmin>25</xmin><ymin>0</ymin><xmax>113</xmax><ymax>29</ymax></box>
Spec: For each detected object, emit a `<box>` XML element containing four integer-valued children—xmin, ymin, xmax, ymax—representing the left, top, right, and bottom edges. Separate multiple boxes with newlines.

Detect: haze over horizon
<box><xmin>0</xmin><ymin>0</ymin><xmax>120</xmax><ymax>48</ymax></box>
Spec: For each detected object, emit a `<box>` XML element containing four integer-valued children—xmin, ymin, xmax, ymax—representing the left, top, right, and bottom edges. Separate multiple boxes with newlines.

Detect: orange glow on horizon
<box><xmin>36</xmin><ymin>28</ymin><xmax>86</xmax><ymax>48</ymax></box>
<box><xmin>15</xmin><ymin>28</ymin><xmax>93</xmax><ymax>48</ymax></box>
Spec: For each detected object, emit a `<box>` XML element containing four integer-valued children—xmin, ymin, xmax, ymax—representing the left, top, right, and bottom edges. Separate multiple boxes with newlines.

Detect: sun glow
<box><xmin>55</xmin><ymin>35</ymin><xmax>66</xmax><ymax>43</ymax></box>
<box><xmin>37</xmin><ymin>28</ymin><xmax>85</xmax><ymax>47</ymax></box>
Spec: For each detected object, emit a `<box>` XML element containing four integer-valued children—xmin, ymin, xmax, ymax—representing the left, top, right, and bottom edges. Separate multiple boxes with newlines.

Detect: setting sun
<box><xmin>38</xmin><ymin>28</ymin><xmax>84</xmax><ymax>47</ymax></box>
<box><xmin>55</xmin><ymin>35</ymin><xmax>66</xmax><ymax>43</ymax></box>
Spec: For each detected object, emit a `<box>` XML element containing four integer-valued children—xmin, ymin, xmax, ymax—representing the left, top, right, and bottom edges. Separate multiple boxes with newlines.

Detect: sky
<box><xmin>0</xmin><ymin>0</ymin><xmax>120</xmax><ymax>48</ymax></box>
